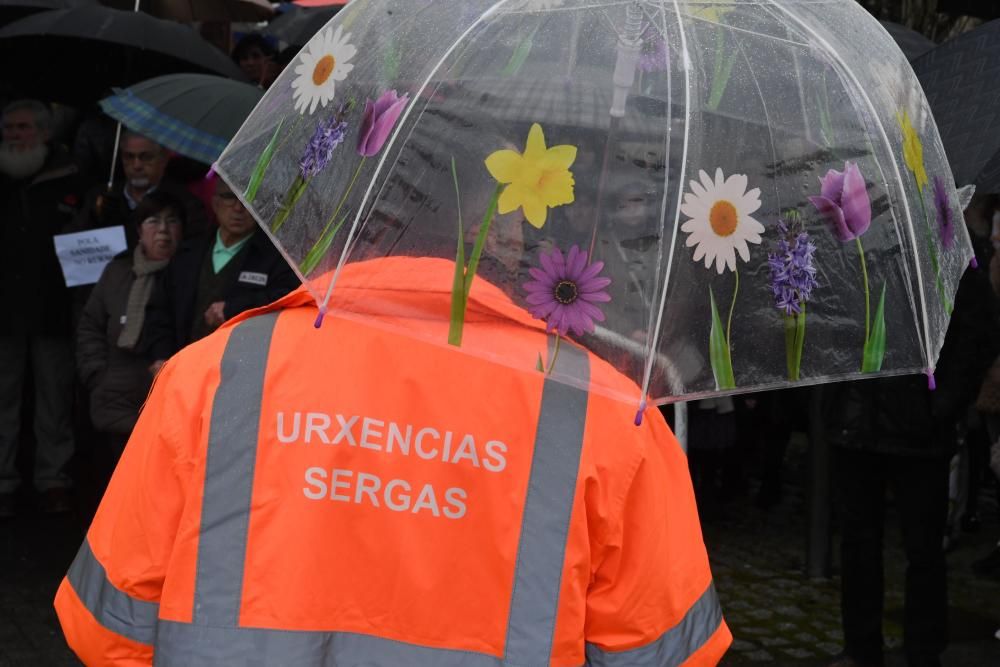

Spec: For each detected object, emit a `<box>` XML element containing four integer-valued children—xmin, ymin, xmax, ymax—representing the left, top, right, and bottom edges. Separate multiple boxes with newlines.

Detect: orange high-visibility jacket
<box><xmin>56</xmin><ymin>257</ymin><xmax>730</xmax><ymax>666</ymax></box>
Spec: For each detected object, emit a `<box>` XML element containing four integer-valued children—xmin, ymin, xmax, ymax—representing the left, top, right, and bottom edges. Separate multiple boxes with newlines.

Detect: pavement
<box><xmin>1</xmin><ymin>436</ymin><xmax>999</xmax><ymax>666</ymax></box>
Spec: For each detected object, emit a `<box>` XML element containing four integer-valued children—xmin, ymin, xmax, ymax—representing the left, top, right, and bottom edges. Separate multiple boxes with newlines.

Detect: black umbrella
<box><xmin>0</xmin><ymin>5</ymin><xmax>246</xmax><ymax>104</ymax></box>
<box><xmin>100</xmin><ymin>0</ymin><xmax>274</xmax><ymax>22</ymax></box>
<box><xmin>0</xmin><ymin>0</ymin><xmax>95</xmax><ymax>27</ymax></box>
<box><xmin>264</xmin><ymin>5</ymin><xmax>339</xmax><ymax>47</ymax></box>
<box><xmin>912</xmin><ymin>19</ymin><xmax>1000</xmax><ymax>193</ymax></box>
<box><xmin>879</xmin><ymin>20</ymin><xmax>935</xmax><ymax>62</ymax></box>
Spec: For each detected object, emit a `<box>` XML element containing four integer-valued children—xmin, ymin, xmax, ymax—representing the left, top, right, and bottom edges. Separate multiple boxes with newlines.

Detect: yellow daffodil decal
<box><xmin>897</xmin><ymin>110</ymin><xmax>928</xmax><ymax>193</ymax></box>
<box><xmin>485</xmin><ymin>123</ymin><xmax>577</xmax><ymax>228</ymax></box>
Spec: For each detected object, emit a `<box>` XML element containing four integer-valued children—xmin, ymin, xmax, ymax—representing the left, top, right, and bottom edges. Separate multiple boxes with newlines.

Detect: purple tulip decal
<box><xmin>808</xmin><ymin>161</ymin><xmax>871</xmax><ymax>242</ymax></box>
<box><xmin>932</xmin><ymin>175</ymin><xmax>955</xmax><ymax>250</ymax></box>
<box><xmin>357</xmin><ymin>89</ymin><xmax>409</xmax><ymax>157</ymax></box>
<box><xmin>523</xmin><ymin>245</ymin><xmax>611</xmax><ymax>337</ymax></box>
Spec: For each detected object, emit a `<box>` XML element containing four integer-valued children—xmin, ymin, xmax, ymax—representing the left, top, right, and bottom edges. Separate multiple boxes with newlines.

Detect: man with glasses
<box><xmin>73</xmin><ymin>132</ymin><xmax>207</xmax><ymax>249</ymax></box>
<box><xmin>143</xmin><ymin>179</ymin><xmax>297</xmax><ymax>372</ymax></box>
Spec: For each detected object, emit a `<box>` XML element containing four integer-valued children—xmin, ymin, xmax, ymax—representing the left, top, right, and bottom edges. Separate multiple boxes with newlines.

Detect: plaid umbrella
<box><xmin>100</xmin><ymin>73</ymin><xmax>262</xmax><ymax>164</ymax></box>
<box><xmin>913</xmin><ymin>19</ymin><xmax>1000</xmax><ymax>193</ymax></box>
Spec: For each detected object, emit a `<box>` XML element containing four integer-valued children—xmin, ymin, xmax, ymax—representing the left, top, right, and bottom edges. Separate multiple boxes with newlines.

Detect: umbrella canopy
<box><xmin>912</xmin><ymin>19</ymin><xmax>1000</xmax><ymax>194</ymax></box>
<box><xmin>0</xmin><ymin>0</ymin><xmax>94</xmax><ymax>27</ymax></box>
<box><xmin>0</xmin><ymin>5</ymin><xmax>246</xmax><ymax>103</ymax></box>
<box><xmin>264</xmin><ymin>5</ymin><xmax>339</xmax><ymax>46</ymax></box>
<box><xmin>100</xmin><ymin>0</ymin><xmax>274</xmax><ymax>22</ymax></box>
<box><xmin>216</xmin><ymin>0</ymin><xmax>972</xmax><ymax>410</ymax></box>
<box><xmin>879</xmin><ymin>20</ymin><xmax>935</xmax><ymax>62</ymax></box>
<box><xmin>99</xmin><ymin>73</ymin><xmax>263</xmax><ymax>164</ymax></box>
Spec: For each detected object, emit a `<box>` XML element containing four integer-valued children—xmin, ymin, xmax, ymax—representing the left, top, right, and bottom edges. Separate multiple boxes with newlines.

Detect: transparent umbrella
<box><xmin>215</xmin><ymin>0</ymin><xmax>973</xmax><ymax>413</ymax></box>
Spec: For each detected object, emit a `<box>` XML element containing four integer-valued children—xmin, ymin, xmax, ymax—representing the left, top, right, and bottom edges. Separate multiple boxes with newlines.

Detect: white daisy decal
<box><xmin>681</xmin><ymin>168</ymin><xmax>764</xmax><ymax>274</ymax></box>
<box><xmin>291</xmin><ymin>25</ymin><xmax>357</xmax><ymax>115</ymax></box>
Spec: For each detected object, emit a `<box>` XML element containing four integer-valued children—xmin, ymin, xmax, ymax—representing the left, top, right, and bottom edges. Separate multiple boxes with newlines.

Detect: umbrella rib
<box><xmin>764</xmin><ymin>0</ymin><xmax>933</xmax><ymax>375</ymax></box>
<box><xmin>639</xmin><ymin>0</ymin><xmax>692</xmax><ymax>406</ymax></box>
<box><xmin>319</xmin><ymin>0</ymin><xmax>517</xmax><ymax>313</ymax></box>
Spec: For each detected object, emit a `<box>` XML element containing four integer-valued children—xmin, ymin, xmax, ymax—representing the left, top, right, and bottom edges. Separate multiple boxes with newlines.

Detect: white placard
<box><xmin>53</xmin><ymin>226</ymin><xmax>128</xmax><ymax>287</ymax></box>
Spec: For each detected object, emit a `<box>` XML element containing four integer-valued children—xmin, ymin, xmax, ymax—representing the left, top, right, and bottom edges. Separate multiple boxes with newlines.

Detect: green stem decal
<box><xmin>856</xmin><ymin>236</ymin><xmax>871</xmax><ymax>344</ymax></box>
<box><xmin>783</xmin><ymin>302</ymin><xmax>807</xmax><ymax>382</ymax></box>
<box><xmin>245</xmin><ymin>119</ymin><xmax>284</xmax><ymax>203</ymax></box>
<box><xmin>914</xmin><ymin>177</ymin><xmax>953</xmax><ymax>315</ymax></box>
<box><xmin>271</xmin><ymin>174</ymin><xmax>308</xmax><ymax>233</ymax></box>
<box><xmin>448</xmin><ymin>182</ymin><xmax>503</xmax><ymax>347</ymax></box>
<box><xmin>709</xmin><ymin>286</ymin><xmax>736</xmax><ymax>390</ymax></box>
<box><xmin>545</xmin><ymin>335</ymin><xmax>562</xmax><ymax>376</ymax></box>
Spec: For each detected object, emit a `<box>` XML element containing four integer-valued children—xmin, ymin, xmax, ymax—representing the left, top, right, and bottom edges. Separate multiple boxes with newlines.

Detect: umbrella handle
<box><xmin>107</xmin><ymin>122</ymin><xmax>124</xmax><ymax>191</ymax></box>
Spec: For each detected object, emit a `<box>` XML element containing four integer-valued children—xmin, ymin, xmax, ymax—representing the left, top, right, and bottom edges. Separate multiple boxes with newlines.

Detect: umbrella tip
<box><xmin>633</xmin><ymin>399</ymin><xmax>647</xmax><ymax>427</ymax></box>
<box><xmin>971</xmin><ymin>256</ymin><xmax>979</xmax><ymax>270</ymax></box>
<box><xmin>313</xmin><ymin>306</ymin><xmax>327</xmax><ymax>329</ymax></box>
<box><xmin>926</xmin><ymin>370</ymin><xmax>936</xmax><ymax>391</ymax></box>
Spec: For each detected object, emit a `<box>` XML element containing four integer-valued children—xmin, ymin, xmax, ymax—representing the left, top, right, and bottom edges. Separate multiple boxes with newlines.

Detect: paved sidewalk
<box><xmin>707</xmin><ymin>438</ymin><xmax>1000</xmax><ymax>666</ymax></box>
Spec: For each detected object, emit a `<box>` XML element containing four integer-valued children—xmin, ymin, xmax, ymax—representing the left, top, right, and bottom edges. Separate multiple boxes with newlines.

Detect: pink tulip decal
<box><xmin>357</xmin><ymin>89</ymin><xmax>409</xmax><ymax>157</ymax></box>
<box><xmin>808</xmin><ymin>161</ymin><xmax>872</xmax><ymax>242</ymax></box>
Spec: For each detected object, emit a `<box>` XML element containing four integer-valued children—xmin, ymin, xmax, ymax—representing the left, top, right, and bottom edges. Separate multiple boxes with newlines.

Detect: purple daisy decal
<box><xmin>932</xmin><ymin>175</ymin><xmax>955</xmax><ymax>250</ymax></box>
<box><xmin>768</xmin><ymin>212</ymin><xmax>819</xmax><ymax>316</ymax></box>
<box><xmin>523</xmin><ymin>244</ymin><xmax>611</xmax><ymax>336</ymax></box>
<box><xmin>638</xmin><ymin>24</ymin><xmax>669</xmax><ymax>73</ymax></box>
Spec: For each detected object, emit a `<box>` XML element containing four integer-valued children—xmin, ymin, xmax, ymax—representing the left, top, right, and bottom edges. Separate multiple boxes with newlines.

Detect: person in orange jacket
<box><xmin>55</xmin><ymin>256</ymin><xmax>731</xmax><ymax>666</ymax></box>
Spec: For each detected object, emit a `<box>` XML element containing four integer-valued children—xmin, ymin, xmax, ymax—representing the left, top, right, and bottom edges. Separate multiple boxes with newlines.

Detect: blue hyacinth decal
<box><xmin>768</xmin><ymin>210</ymin><xmax>819</xmax><ymax>381</ymax></box>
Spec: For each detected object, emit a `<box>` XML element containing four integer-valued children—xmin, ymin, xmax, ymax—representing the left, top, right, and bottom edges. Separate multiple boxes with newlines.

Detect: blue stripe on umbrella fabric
<box><xmin>100</xmin><ymin>89</ymin><xmax>230</xmax><ymax>165</ymax></box>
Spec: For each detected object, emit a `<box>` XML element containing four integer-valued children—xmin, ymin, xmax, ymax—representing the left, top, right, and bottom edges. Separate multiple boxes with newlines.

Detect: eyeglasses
<box><xmin>214</xmin><ymin>191</ymin><xmax>243</xmax><ymax>206</ymax></box>
<box><xmin>141</xmin><ymin>216</ymin><xmax>182</xmax><ymax>229</ymax></box>
<box><xmin>122</xmin><ymin>151</ymin><xmax>161</xmax><ymax>164</ymax></box>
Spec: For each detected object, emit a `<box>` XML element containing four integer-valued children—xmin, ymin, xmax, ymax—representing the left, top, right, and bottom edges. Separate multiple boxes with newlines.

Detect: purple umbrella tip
<box><xmin>971</xmin><ymin>256</ymin><xmax>979</xmax><ymax>269</ymax></box>
<box><xmin>633</xmin><ymin>400</ymin><xmax>647</xmax><ymax>427</ymax></box>
<box><xmin>205</xmin><ymin>163</ymin><xmax>217</xmax><ymax>180</ymax></box>
<box><xmin>926</xmin><ymin>370</ymin><xmax>936</xmax><ymax>391</ymax></box>
<box><xmin>313</xmin><ymin>307</ymin><xmax>327</xmax><ymax>329</ymax></box>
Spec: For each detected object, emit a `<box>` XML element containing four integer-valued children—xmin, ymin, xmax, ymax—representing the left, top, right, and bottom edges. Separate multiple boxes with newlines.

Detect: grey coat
<box><xmin>76</xmin><ymin>253</ymin><xmax>161</xmax><ymax>435</ymax></box>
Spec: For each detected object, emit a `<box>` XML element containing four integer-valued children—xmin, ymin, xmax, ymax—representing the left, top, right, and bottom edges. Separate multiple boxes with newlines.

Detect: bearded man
<box><xmin>0</xmin><ymin>99</ymin><xmax>87</xmax><ymax>517</ymax></box>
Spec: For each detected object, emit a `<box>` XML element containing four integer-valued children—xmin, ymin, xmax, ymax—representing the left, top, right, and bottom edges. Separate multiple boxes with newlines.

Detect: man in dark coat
<box><xmin>0</xmin><ymin>99</ymin><xmax>88</xmax><ymax>516</ymax></box>
<box><xmin>143</xmin><ymin>179</ymin><xmax>297</xmax><ymax>370</ymax></box>
<box><xmin>825</xmin><ymin>262</ymin><xmax>1000</xmax><ymax>667</ymax></box>
<box><xmin>72</xmin><ymin>131</ymin><xmax>208</xmax><ymax>248</ymax></box>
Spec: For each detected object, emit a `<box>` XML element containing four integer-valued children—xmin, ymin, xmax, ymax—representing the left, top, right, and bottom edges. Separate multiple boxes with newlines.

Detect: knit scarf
<box><xmin>117</xmin><ymin>246</ymin><xmax>169</xmax><ymax>350</ymax></box>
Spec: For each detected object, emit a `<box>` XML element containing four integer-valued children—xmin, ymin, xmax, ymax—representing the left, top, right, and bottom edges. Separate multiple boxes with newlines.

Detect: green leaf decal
<box><xmin>245</xmin><ymin>119</ymin><xmax>284</xmax><ymax>203</ymax></box>
<box><xmin>709</xmin><ymin>287</ymin><xmax>735</xmax><ymax>389</ymax></box>
<box><xmin>501</xmin><ymin>25</ymin><xmax>539</xmax><ymax>77</ymax></box>
<box><xmin>862</xmin><ymin>284</ymin><xmax>888</xmax><ymax>373</ymax></box>
<box><xmin>299</xmin><ymin>213</ymin><xmax>348</xmax><ymax>276</ymax></box>
<box><xmin>448</xmin><ymin>156</ymin><xmax>467</xmax><ymax>347</ymax></box>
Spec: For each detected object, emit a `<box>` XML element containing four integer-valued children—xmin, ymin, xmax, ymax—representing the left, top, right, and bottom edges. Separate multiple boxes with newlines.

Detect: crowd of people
<box><xmin>0</xmin><ymin>30</ymin><xmax>303</xmax><ymax>520</ymax></box>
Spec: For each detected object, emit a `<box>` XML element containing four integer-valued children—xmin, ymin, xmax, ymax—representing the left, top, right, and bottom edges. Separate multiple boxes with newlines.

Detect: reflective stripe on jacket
<box><xmin>55</xmin><ymin>257</ymin><xmax>731</xmax><ymax>666</ymax></box>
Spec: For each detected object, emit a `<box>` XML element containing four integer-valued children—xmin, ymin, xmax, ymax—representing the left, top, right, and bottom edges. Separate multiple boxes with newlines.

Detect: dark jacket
<box><xmin>824</xmin><ymin>265</ymin><xmax>1000</xmax><ymax>457</ymax></box>
<box><xmin>0</xmin><ymin>145</ymin><xmax>87</xmax><ymax>337</ymax></box>
<box><xmin>142</xmin><ymin>231</ymin><xmax>297</xmax><ymax>360</ymax></box>
<box><xmin>76</xmin><ymin>252</ymin><xmax>161</xmax><ymax>435</ymax></box>
<box><xmin>72</xmin><ymin>178</ymin><xmax>209</xmax><ymax>248</ymax></box>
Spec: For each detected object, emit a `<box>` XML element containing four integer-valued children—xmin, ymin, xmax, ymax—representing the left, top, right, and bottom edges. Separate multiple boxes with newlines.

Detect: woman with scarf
<box><xmin>77</xmin><ymin>191</ymin><xmax>185</xmax><ymax>470</ymax></box>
